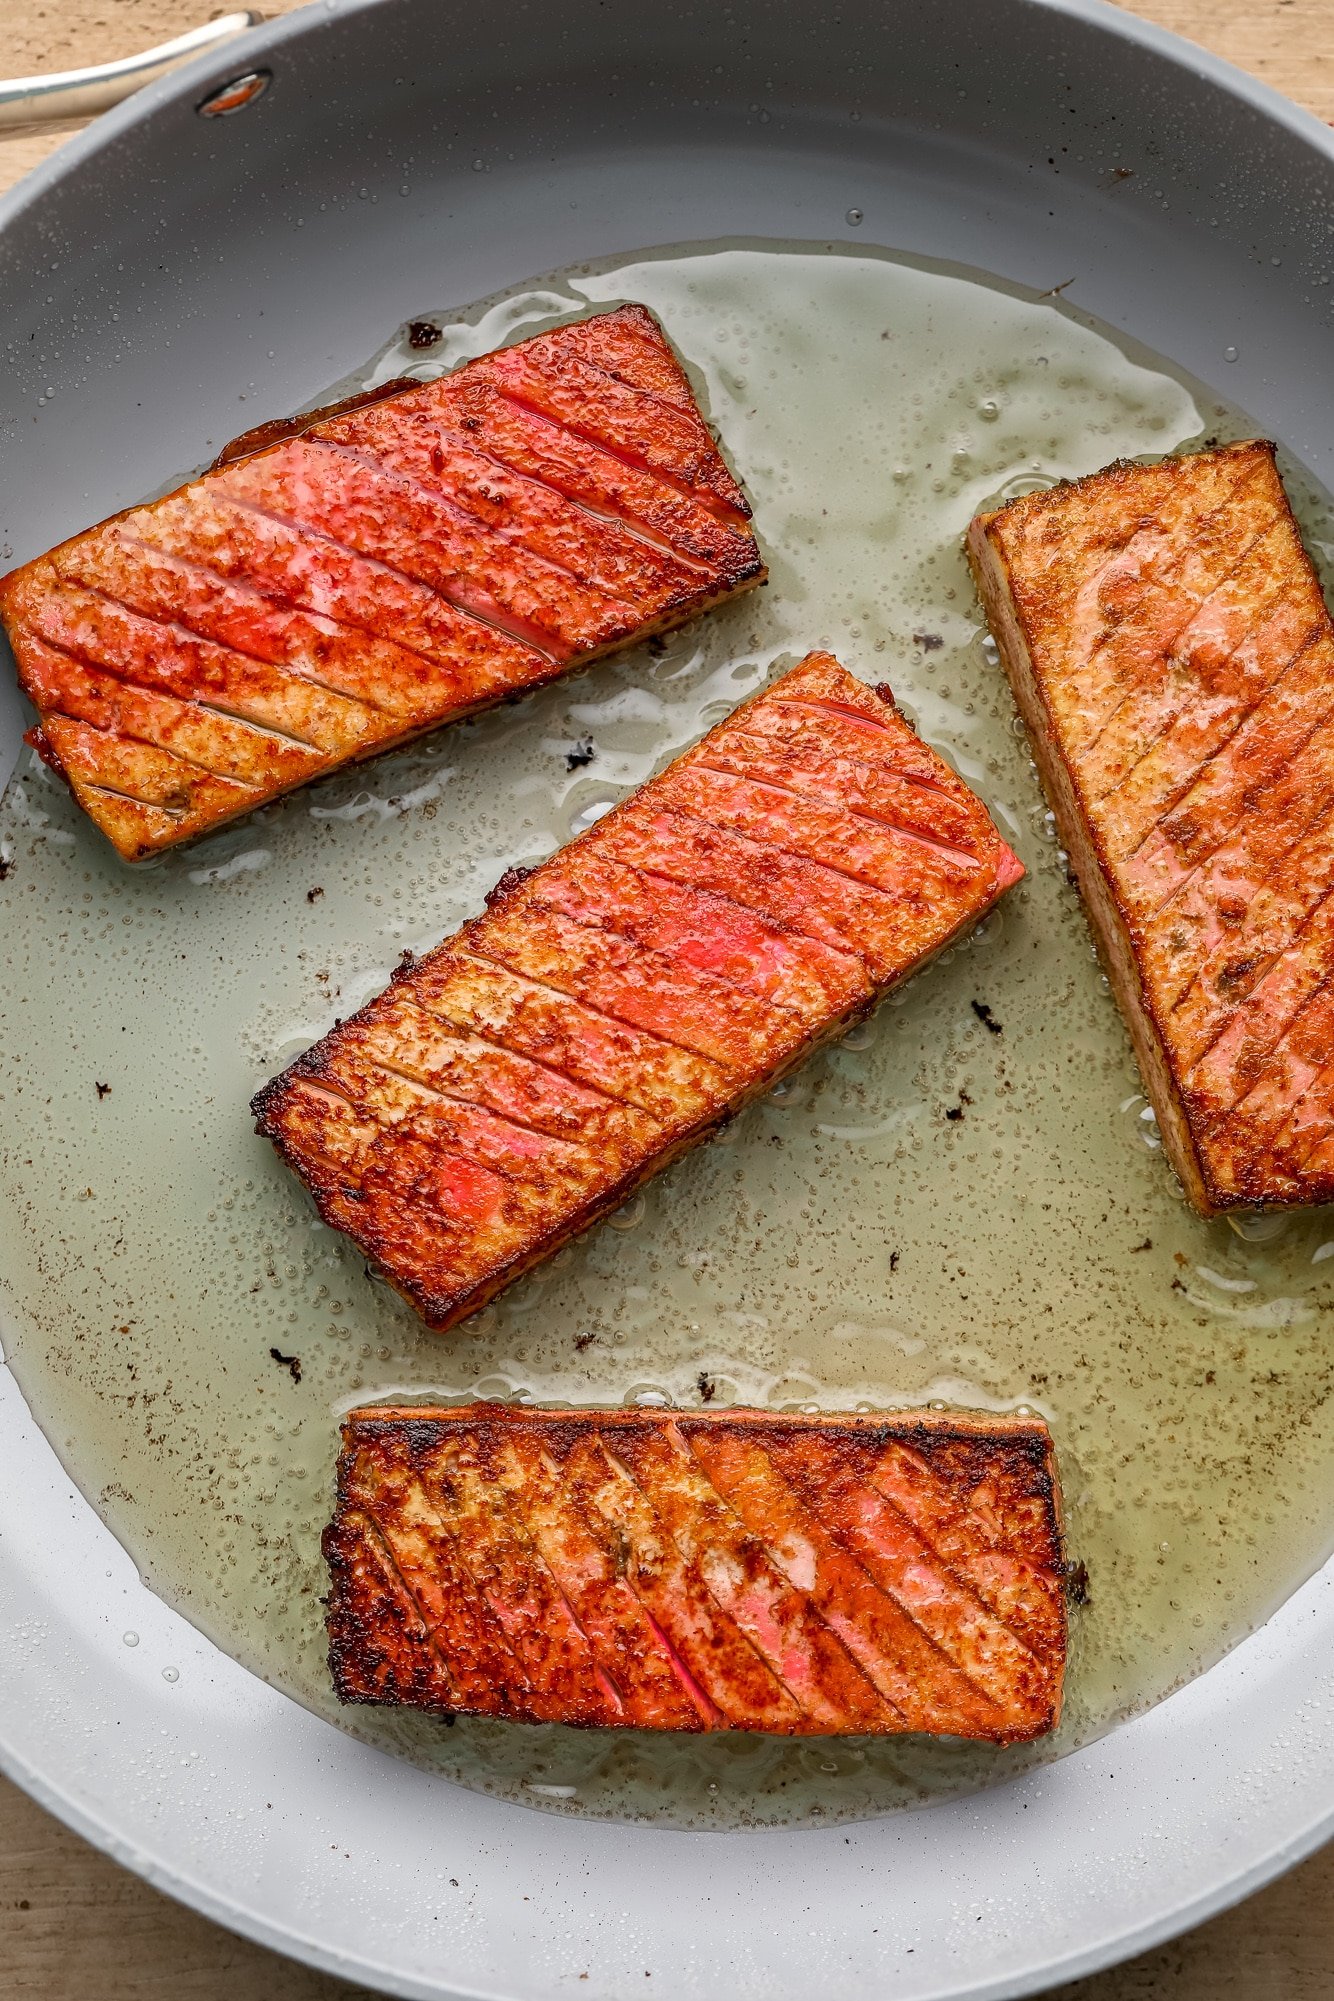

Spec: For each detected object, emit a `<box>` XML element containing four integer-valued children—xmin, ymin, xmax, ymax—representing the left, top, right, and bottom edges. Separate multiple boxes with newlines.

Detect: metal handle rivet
<box><xmin>197</xmin><ymin>68</ymin><xmax>270</xmax><ymax>117</ymax></box>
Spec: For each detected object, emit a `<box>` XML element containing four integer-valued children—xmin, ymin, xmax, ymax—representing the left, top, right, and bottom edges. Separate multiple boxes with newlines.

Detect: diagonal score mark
<box><xmin>346</xmin><ymin>1047</ymin><xmax>625</xmax><ymax>1165</ymax></box>
<box><xmin>504</xmin><ymin>340</ymin><xmax>745</xmax><ymax>484</ymax></box>
<box><xmin>416</xmin><ymin>1446</ymin><xmax>621</xmax><ymax>1719</ymax></box>
<box><xmin>563</xmin><ymin>333</ymin><xmax>700</xmax><ymax>420</ymax></box>
<box><xmin>519</xmin><ymin>876</ymin><xmax>814</xmax><ymax>1035</ymax></box>
<box><xmin>1283</xmin><ymin>1047</ymin><xmax>1334</xmax><ymax>1175</ymax></box>
<box><xmin>398</xmin><ymin>980</ymin><xmax>660</xmax><ymax>1120</ymax></box>
<box><xmin>315</xmin><ymin>434</ymin><xmax>648</xmax><ymax>617</ymax></box>
<box><xmin>17</xmin><ymin>619</ymin><xmax>323</xmax><ymax>769</ymax></box>
<box><xmin>1143</xmin><ymin>635</ymin><xmax>1334</xmax><ymax>926</ymax></box>
<box><xmin>1067</xmin><ymin>459</ymin><xmax>1280</xmax><ymax>751</ymax></box>
<box><xmin>489</xmin><ymin>383</ymin><xmax>750</xmax><ymax>529</ymax></box>
<box><xmin>133</xmin><ymin>506</ymin><xmax>470</xmax><ymax>696</ymax></box>
<box><xmin>1082</xmin><ymin>500</ymin><xmax>1288</xmax><ymax>778</ymax></box>
<box><xmin>1118</xmin><ymin>622</ymin><xmax>1326</xmax><ymax>873</ymax></box>
<box><xmin>769</xmin><ymin>1440</ymin><xmax>1031</xmax><ymax>1711</ymax></box>
<box><xmin>105</xmin><ymin>531</ymin><xmax>400</xmax><ymax>718</ymax></box>
<box><xmin>24</xmin><ymin>664</ymin><xmax>263</xmax><ymax>793</ymax></box>
<box><xmin>613</xmin><ymin>851</ymin><xmax>875</xmax><ymax>985</ymax></box>
<box><xmin>401</xmin><ymin>1474</ymin><xmax>577</xmax><ymax>1710</ymax></box>
<box><xmin>477</xmin><ymin>1434</ymin><xmax>629</xmax><ymax>1718</ymax></box>
<box><xmin>694</xmin><ymin>751</ymin><xmax>986</xmax><ymax>872</ymax></box>
<box><xmin>349</xmin><ymin>1511</ymin><xmax>462</xmax><ymax>1705</ymax></box>
<box><xmin>1165</xmin><ymin>788</ymin><xmax>1334</xmax><ymax>1028</ymax></box>
<box><xmin>458</xmin><ymin>942</ymin><xmax>744</xmax><ymax>1085</ymax></box>
<box><xmin>420</xmin><ymin>423</ymin><xmax>715</xmax><ymax>578</ymax></box>
<box><xmin>514</xmin><ymin>896</ymin><xmax>809</xmax><ymax>1058</ymax></box>
<box><xmin>1185</xmin><ymin>876</ymin><xmax>1334</xmax><ymax>1101</ymax></box>
<box><xmin>405</xmin><ymin>1460</ymin><xmax>553</xmax><ymax>1702</ymax></box>
<box><xmin>538</xmin><ymin>1440</ymin><xmax>720</xmax><ymax>1727</ymax></box>
<box><xmin>487</xmin><ymin>1438</ymin><xmax>643</xmax><ymax>1717</ymax></box>
<box><xmin>762</xmin><ymin>696</ymin><xmax>960</xmax><ymax>801</ymax></box>
<box><xmin>209</xmin><ymin>481</ymin><xmax>564</xmax><ymax>667</ymax></box>
<box><xmin>860</xmin><ymin>1462</ymin><xmax>1047</xmax><ymax>1676</ymax></box>
<box><xmin>666</xmin><ymin>1420</ymin><xmax>906</xmax><ymax>1727</ymax></box>
<box><xmin>82</xmin><ymin>779</ymin><xmax>187</xmax><ymax>820</ymax></box>
<box><xmin>589</xmin><ymin>1439</ymin><xmax>811</xmax><ymax>1725</ymax></box>
<box><xmin>1211</xmin><ymin>969</ymin><xmax>1334</xmax><ymax>1144</ymax></box>
<box><xmin>686</xmin><ymin>1425</ymin><xmax>1009</xmax><ymax>1720</ymax></box>
<box><xmin>686</xmin><ymin>763</ymin><xmax>986</xmax><ymax>882</ymax></box>
<box><xmin>280</xmin><ymin>437</ymin><xmax>593</xmax><ymax>657</ymax></box>
<box><xmin>630</xmin><ymin>796</ymin><xmax>955</xmax><ymax>934</ymax></box>
<box><xmin>863</xmin><ymin>1444</ymin><xmax>1054</xmax><ymax>1660</ymax></box>
<box><xmin>586</xmin><ymin>849</ymin><xmax>870</xmax><ymax>986</ymax></box>
<box><xmin>1091</xmin><ymin>560</ymin><xmax>1305</xmax><ymax>819</ymax></box>
<box><xmin>451</xmin><ymin>391</ymin><xmax>730</xmax><ymax>568</ymax></box>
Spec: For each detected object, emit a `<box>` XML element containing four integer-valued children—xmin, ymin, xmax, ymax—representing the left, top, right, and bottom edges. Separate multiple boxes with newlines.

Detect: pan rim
<box><xmin>3</xmin><ymin>0</ymin><xmax>1334</xmax><ymax>1994</ymax></box>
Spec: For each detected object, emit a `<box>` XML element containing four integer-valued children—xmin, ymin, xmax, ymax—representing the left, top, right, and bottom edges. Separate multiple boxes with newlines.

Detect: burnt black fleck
<box><xmin>485</xmin><ymin>865</ymin><xmax>536</xmax><ymax>908</ymax></box>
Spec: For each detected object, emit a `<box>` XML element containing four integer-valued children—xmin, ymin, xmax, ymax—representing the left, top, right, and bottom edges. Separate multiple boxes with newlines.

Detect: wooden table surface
<box><xmin>3</xmin><ymin>0</ymin><xmax>1334</xmax><ymax>1994</ymax></box>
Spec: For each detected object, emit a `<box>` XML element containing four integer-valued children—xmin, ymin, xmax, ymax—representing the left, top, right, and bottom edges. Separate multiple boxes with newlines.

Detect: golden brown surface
<box><xmin>4</xmin><ymin>1</ymin><xmax>1334</xmax><ymax>1995</ymax></box>
<box><xmin>254</xmin><ymin>652</ymin><xmax>1023</xmax><ymax>1329</ymax></box>
<box><xmin>327</xmin><ymin>1402</ymin><xmax>1066</xmax><ymax>1737</ymax></box>
<box><xmin>970</xmin><ymin>439</ymin><xmax>1334</xmax><ymax>1213</ymax></box>
<box><xmin>0</xmin><ymin>304</ymin><xmax>763</xmax><ymax>860</ymax></box>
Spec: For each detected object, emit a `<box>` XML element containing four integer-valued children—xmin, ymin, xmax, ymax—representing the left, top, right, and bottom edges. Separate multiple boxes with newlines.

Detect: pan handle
<box><xmin>0</xmin><ymin>12</ymin><xmax>264</xmax><ymax>134</ymax></box>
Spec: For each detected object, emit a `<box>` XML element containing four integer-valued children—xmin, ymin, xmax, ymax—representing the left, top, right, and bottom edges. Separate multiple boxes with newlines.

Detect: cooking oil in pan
<box><xmin>4</xmin><ymin>241</ymin><xmax>1334</xmax><ymax>1828</ymax></box>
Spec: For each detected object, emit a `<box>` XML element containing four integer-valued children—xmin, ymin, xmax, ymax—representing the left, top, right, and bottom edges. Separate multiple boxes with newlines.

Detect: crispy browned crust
<box><xmin>970</xmin><ymin>439</ymin><xmax>1334</xmax><ymax>1212</ymax></box>
<box><xmin>0</xmin><ymin>304</ymin><xmax>764</xmax><ymax>862</ymax></box>
<box><xmin>254</xmin><ymin>652</ymin><xmax>1024</xmax><ymax>1329</ymax></box>
<box><xmin>324</xmin><ymin>1402</ymin><xmax>1067</xmax><ymax>1738</ymax></box>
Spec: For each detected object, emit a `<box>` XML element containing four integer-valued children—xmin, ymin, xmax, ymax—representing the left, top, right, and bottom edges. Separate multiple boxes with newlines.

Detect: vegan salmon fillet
<box><xmin>0</xmin><ymin>305</ymin><xmax>763</xmax><ymax>861</ymax></box>
<box><xmin>970</xmin><ymin>439</ymin><xmax>1334</xmax><ymax>1212</ymax></box>
<box><xmin>325</xmin><ymin>1402</ymin><xmax>1066</xmax><ymax>1737</ymax></box>
<box><xmin>253</xmin><ymin>652</ymin><xmax>1023</xmax><ymax>1329</ymax></box>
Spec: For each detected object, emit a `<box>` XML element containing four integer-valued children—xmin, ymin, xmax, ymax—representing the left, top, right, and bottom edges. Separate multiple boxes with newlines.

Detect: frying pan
<box><xmin>3</xmin><ymin>0</ymin><xmax>1334</xmax><ymax>1993</ymax></box>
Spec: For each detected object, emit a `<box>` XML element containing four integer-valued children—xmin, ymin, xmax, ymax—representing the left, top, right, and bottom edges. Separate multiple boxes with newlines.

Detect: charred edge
<box><xmin>212</xmin><ymin>379</ymin><xmax>425</xmax><ymax>470</ymax></box>
<box><xmin>321</xmin><ymin>1516</ymin><xmax>453</xmax><ymax>1713</ymax></box>
<box><xmin>484</xmin><ymin>864</ymin><xmax>538</xmax><ymax>909</ymax></box>
<box><xmin>977</xmin><ymin>437</ymin><xmax>1277</xmax><ymax>535</ymax></box>
<box><xmin>250</xmin><ymin>1071</ymin><xmax>288</xmax><ymax>1132</ymax></box>
<box><xmin>341</xmin><ymin>1404</ymin><xmax>1057</xmax><ymax>1447</ymax></box>
<box><xmin>23</xmin><ymin>723</ymin><xmax>65</xmax><ymax>778</ymax></box>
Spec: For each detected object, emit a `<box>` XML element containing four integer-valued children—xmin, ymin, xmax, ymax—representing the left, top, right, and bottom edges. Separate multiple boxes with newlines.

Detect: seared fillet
<box><xmin>254</xmin><ymin>653</ymin><xmax>1023</xmax><ymax>1329</ymax></box>
<box><xmin>0</xmin><ymin>306</ymin><xmax>764</xmax><ymax>861</ymax></box>
<box><xmin>325</xmin><ymin>1402</ymin><xmax>1067</xmax><ymax>1738</ymax></box>
<box><xmin>970</xmin><ymin>440</ymin><xmax>1334</xmax><ymax>1212</ymax></box>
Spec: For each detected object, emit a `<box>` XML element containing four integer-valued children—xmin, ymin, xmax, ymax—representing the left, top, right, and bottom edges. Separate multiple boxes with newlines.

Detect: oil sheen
<box><xmin>4</xmin><ymin>242</ymin><xmax>1334</xmax><ymax>1829</ymax></box>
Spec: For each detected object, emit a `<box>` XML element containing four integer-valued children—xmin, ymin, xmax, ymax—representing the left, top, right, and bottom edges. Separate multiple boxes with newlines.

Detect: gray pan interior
<box><xmin>4</xmin><ymin>0</ymin><xmax>1334</xmax><ymax>1994</ymax></box>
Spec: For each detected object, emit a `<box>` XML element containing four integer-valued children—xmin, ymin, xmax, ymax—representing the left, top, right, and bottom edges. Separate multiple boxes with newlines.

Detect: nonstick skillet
<box><xmin>3</xmin><ymin>2</ymin><xmax>1334</xmax><ymax>1995</ymax></box>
